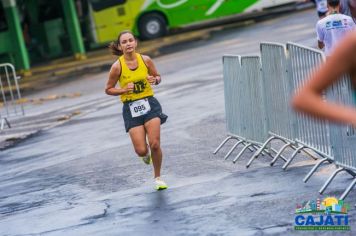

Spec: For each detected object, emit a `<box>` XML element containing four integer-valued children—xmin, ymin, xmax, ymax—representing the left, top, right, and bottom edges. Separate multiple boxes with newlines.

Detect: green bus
<box><xmin>88</xmin><ymin>0</ymin><xmax>299</xmax><ymax>42</ymax></box>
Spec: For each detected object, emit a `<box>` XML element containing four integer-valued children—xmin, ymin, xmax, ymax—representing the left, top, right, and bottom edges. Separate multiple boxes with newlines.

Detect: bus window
<box><xmin>88</xmin><ymin>0</ymin><xmax>133</xmax><ymax>43</ymax></box>
<box><xmin>89</xmin><ymin>0</ymin><xmax>126</xmax><ymax>12</ymax></box>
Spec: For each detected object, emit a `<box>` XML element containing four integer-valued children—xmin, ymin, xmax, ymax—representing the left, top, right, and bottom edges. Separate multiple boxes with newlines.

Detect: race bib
<box><xmin>129</xmin><ymin>98</ymin><xmax>151</xmax><ymax>117</ymax></box>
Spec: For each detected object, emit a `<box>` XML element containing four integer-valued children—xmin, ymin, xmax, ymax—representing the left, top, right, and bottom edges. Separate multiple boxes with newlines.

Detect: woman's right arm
<box><xmin>105</xmin><ymin>61</ymin><xmax>133</xmax><ymax>96</ymax></box>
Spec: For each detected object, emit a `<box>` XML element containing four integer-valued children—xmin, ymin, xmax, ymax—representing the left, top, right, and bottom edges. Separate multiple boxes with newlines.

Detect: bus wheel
<box><xmin>138</xmin><ymin>13</ymin><xmax>167</xmax><ymax>40</ymax></box>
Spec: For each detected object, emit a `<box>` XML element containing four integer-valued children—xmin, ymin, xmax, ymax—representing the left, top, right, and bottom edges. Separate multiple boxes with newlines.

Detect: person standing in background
<box><xmin>316</xmin><ymin>0</ymin><xmax>356</xmax><ymax>56</ymax></box>
<box><xmin>316</xmin><ymin>0</ymin><xmax>329</xmax><ymax>18</ymax></box>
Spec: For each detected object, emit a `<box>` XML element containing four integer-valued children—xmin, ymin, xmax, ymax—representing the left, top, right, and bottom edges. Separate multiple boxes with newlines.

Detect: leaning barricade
<box><xmin>285</xmin><ymin>43</ymin><xmax>334</xmax><ymax>176</ymax></box>
<box><xmin>214</xmin><ymin>42</ymin><xmax>356</xmax><ymax>199</ymax></box>
<box><xmin>320</xmin><ymin>75</ymin><xmax>356</xmax><ymax>200</ymax></box>
<box><xmin>213</xmin><ymin>55</ymin><xmax>249</xmax><ymax>160</ymax></box>
<box><xmin>0</xmin><ymin>63</ymin><xmax>24</xmax><ymax>130</ymax></box>
<box><xmin>214</xmin><ymin>55</ymin><xmax>259</xmax><ymax>161</ymax></box>
<box><xmin>246</xmin><ymin>43</ymin><xmax>326</xmax><ymax>172</ymax></box>
<box><xmin>246</xmin><ymin>43</ymin><xmax>299</xmax><ymax>168</ymax></box>
<box><xmin>214</xmin><ymin>55</ymin><xmax>285</xmax><ymax>164</ymax></box>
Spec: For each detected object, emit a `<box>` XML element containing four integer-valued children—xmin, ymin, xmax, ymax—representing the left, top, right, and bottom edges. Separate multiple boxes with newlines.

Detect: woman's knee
<box><xmin>134</xmin><ymin>145</ymin><xmax>148</xmax><ymax>157</ymax></box>
<box><xmin>149</xmin><ymin>139</ymin><xmax>160</xmax><ymax>151</ymax></box>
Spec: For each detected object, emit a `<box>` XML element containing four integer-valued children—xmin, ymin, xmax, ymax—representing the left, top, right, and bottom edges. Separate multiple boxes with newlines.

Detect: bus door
<box><xmin>88</xmin><ymin>0</ymin><xmax>133</xmax><ymax>43</ymax></box>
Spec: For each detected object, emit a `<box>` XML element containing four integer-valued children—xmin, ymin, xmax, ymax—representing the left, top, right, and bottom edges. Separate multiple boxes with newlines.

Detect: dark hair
<box><xmin>108</xmin><ymin>30</ymin><xmax>136</xmax><ymax>56</ymax></box>
<box><xmin>327</xmin><ymin>0</ymin><xmax>340</xmax><ymax>7</ymax></box>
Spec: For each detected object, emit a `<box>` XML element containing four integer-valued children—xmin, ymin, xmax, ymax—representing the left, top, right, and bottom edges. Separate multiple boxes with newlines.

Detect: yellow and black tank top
<box><xmin>118</xmin><ymin>53</ymin><xmax>154</xmax><ymax>103</ymax></box>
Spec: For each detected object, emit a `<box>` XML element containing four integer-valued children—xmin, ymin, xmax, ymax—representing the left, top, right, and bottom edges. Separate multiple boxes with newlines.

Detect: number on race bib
<box><xmin>134</xmin><ymin>105</ymin><xmax>146</xmax><ymax>113</ymax></box>
<box><xmin>129</xmin><ymin>99</ymin><xmax>151</xmax><ymax>117</ymax></box>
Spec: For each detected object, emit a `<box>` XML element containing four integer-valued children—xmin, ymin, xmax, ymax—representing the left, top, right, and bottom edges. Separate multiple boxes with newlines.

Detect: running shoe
<box><xmin>141</xmin><ymin>146</ymin><xmax>152</xmax><ymax>165</ymax></box>
<box><xmin>155</xmin><ymin>177</ymin><xmax>168</xmax><ymax>190</ymax></box>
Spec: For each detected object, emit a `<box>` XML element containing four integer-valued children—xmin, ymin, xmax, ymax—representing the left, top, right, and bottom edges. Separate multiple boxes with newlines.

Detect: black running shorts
<box><xmin>122</xmin><ymin>96</ymin><xmax>168</xmax><ymax>132</ymax></box>
<box><xmin>318</xmin><ymin>11</ymin><xmax>327</xmax><ymax>18</ymax></box>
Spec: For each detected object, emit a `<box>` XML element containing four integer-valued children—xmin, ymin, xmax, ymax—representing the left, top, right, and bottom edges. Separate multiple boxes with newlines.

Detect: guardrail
<box><xmin>215</xmin><ymin>55</ymin><xmax>287</xmax><ymax>164</ymax></box>
<box><xmin>214</xmin><ymin>42</ymin><xmax>356</xmax><ymax>200</ymax></box>
<box><xmin>0</xmin><ymin>63</ymin><xmax>24</xmax><ymax>130</ymax></box>
<box><xmin>320</xmin><ymin>75</ymin><xmax>356</xmax><ymax>200</ymax></box>
<box><xmin>214</xmin><ymin>55</ymin><xmax>262</xmax><ymax>162</ymax></box>
<box><xmin>246</xmin><ymin>43</ymin><xmax>300</xmax><ymax>168</ymax></box>
<box><xmin>286</xmin><ymin>43</ymin><xmax>332</xmax><ymax>167</ymax></box>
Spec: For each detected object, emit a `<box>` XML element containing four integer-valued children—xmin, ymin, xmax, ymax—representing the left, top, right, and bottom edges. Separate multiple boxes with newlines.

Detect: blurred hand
<box><xmin>126</xmin><ymin>82</ymin><xmax>134</xmax><ymax>93</ymax></box>
<box><xmin>147</xmin><ymin>75</ymin><xmax>156</xmax><ymax>85</ymax></box>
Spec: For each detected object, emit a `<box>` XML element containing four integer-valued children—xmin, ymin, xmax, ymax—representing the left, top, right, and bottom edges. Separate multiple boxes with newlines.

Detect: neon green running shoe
<box><xmin>141</xmin><ymin>144</ymin><xmax>152</xmax><ymax>165</ymax></box>
<box><xmin>141</xmin><ymin>152</ymin><xmax>151</xmax><ymax>165</ymax></box>
<box><xmin>155</xmin><ymin>177</ymin><xmax>168</xmax><ymax>190</ymax></box>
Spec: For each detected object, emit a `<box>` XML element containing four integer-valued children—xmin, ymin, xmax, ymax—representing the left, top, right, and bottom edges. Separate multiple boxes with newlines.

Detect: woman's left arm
<box><xmin>143</xmin><ymin>55</ymin><xmax>161</xmax><ymax>85</ymax></box>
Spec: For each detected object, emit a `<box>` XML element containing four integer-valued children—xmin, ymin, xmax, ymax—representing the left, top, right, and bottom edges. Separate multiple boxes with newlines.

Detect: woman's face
<box><xmin>119</xmin><ymin>33</ymin><xmax>137</xmax><ymax>54</ymax></box>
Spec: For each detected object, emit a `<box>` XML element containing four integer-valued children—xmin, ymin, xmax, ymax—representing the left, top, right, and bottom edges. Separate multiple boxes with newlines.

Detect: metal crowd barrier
<box><xmin>286</xmin><ymin>43</ymin><xmax>333</xmax><ymax>174</ymax></box>
<box><xmin>241</xmin><ymin>56</ymin><xmax>288</xmax><ymax>166</ymax></box>
<box><xmin>0</xmin><ymin>63</ymin><xmax>24</xmax><ymax>130</ymax></box>
<box><xmin>246</xmin><ymin>43</ymin><xmax>298</xmax><ymax>168</ymax></box>
<box><xmin>239</xmin><ymin>56</ymin><xmax>271</xmax><ymax>162</ymax></box>
<box><xmin>319</xmin><ymin>75</ymin><xmax>356</xmax><ymax>200</ymax></box>
<box><xmin>246</xmin><ymin>43</ymin><xmax>321</xmax><ymax>170</ymax></box>
<box><xmin>214</xmin><ymin>55</ymin><xmax>286</xmax><ymax>164</ymax></box>
<box><xmin>214</xmin><ymin>55</ymin><xmax>259</xmax><ymax>161</ymax></box>
<box><xmin>252</xmin><ymin>43</ymin><xmax>332</xmax><ymax>182</ymax></box>
<box><xmin>214</xmin><ymin>55</ymin><xmax>248</xmax><ymax>160</ymax></box>
<box><xmin>214</xmin><ymin>42</ymin><xmax>356</xmax><ymax>199</ymax></box>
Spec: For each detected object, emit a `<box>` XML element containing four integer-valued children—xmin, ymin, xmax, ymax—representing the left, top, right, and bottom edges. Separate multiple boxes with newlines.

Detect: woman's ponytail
<box><xmin>109</xmin><ymin>31</ymin><xmax>135</xmax><ymax>56</ymax></box>
<box><xmin>108</xmin><ymin>40</ymin><xmax>122</xmax><ymax>56</ymax></box>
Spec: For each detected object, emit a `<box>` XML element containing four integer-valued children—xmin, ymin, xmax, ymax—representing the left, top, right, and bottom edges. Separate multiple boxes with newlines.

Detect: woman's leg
<box><xmin>144</xmin><ymin>118</ymin><xmax>162</xmax><ymax>178</ymax></box>
<box><xmin>129</xmin><ymin>125</ymin><xmax>148</xmax><ymax>157</ymax></box>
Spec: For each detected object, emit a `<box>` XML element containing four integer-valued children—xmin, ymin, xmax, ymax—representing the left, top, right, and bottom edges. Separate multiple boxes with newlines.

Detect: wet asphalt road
<box><xmin>1</xmin><ymin>8</ymin><xmax>355</xmax><ymax>236</ymax></box>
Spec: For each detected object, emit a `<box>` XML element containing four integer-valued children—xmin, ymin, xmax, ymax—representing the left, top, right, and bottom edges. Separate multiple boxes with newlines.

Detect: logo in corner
<box><xmin>294</xmin><ymin>197</ymin><xmax>350</xmax><ymax>231</ymax></box>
